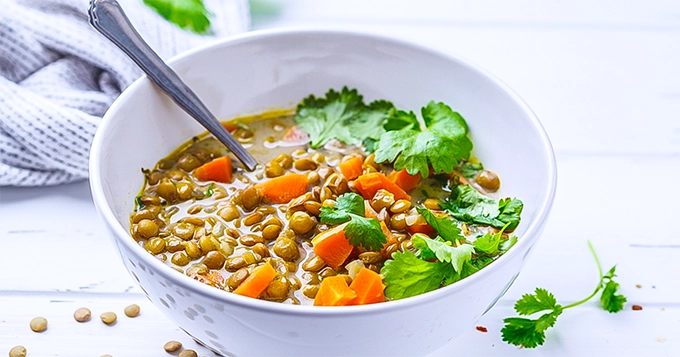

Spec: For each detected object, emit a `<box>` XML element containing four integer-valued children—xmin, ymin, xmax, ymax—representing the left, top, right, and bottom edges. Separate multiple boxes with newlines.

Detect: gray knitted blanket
<box><xmin>0</xmin><ymin>0</ymin><xmax>249</xmax><ymax>186</ymax></box>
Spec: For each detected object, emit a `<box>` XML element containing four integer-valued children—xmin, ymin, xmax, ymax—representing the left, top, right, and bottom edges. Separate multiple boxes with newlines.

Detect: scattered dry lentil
<box><xmin>9</xmin><ymin>345</ymin><xmax>27</xmax><ymax>357</ymax></box>
<box><xmin>178</xmin><ymin>349</ymin><xmax>198</xmax><ymax>357</ymax></box>
<box><xmin>100</xmin><ymin>312</ymin><xmax>117</xmax><ymax>325</ymax></box>
<box><xmin>124</xmin><ymin>304</ymin><xmax>141</xmax><ymax>318</ymax></box>
<box><xmin>29</xmin><ymin>317</ymin><xmax>48</xmax><ymax>332</ymax></box>
<box><xmin>163</xmin><ymin>340</ymin><xmax>183</xmax><ymax>353</ymax></box>
<box><xmin>74</xmin><ymin>307</ymin><xmax>92</xmax><ymax>322</ymax></box>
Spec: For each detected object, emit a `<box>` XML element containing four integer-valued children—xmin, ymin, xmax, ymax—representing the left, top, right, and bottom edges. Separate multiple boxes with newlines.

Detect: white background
<box><xmin>1</xmin><ymin>0</ymin><xmax>679</xmax><ymax>356</ymax></box>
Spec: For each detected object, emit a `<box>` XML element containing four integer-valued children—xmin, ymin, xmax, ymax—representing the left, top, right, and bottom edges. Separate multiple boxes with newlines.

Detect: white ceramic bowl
<box><xmin>90</xmin><ymin>29</ymin><xmax>556</xmax><ymax>357</ymax></box>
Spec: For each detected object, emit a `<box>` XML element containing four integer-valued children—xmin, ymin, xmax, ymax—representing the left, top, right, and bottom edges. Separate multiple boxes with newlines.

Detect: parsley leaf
<box><xmin>459</xmin><ymin>162</ymin><xmax>484</xmax><ymax>179</ymax></box>
<box><xmin>143</xmin><ymin>0</ymin><xmax>211</xmax><ymax>34</ymax></box>
<box><xmin>502</xmin><ymin>242</ymin><xmax>626</xmax><ymax>348</ymax></box>
<box><xmin>502</xmin><ymin>310</ymin><xmax>562</xmax><ymax>349</ymax></box>
<box><xmin>600</xmin><ymin>266</ymin><xmax>627</xmax><ymax>313</ymax></box>
<box><xmin>319</xmin><ymin>193</ymin><xmax>386</xmax><ymax>251</ymax></box>
<box><xmin>514</xmin><ymin>288</ymin><xmax>560</xmax><ymax>315</ymax></box>
<box><xmin>373</xmin><ymin>101</ymin><xmax>473</xmax><ymax>178</ymax></box>
<box><xmin>441</xmin><ymin>185</ymin><xmax>524</xmax><ymax>230</ymax></box>
<box><xmin>412</xmin><ymin>235</ymin><xmax>474</xmax><ymax>274</ymax></box>
<box><xmin>381</xmin><ymin>250</ymin><xmax>455</xmax><ymax>300</ymax></box>
<box><xmin>416</xmin><ymin>208</ymin><xmax>464</xmax><ymax>243</ymax></box>
<box><xmin>294</xmin><ymin>87</ymin><xmax>395</xmax><ymax>149</ymax></box>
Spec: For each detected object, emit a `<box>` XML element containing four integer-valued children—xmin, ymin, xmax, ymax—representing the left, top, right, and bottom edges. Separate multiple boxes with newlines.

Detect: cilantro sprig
<box><xmin>143</xmin><ymin>0</ymin><xmax>212</xmax><ymax>34</ymax></box>
<box><xmin>294</xmin><ymin>88</ymin><xmax>396</xmax><ymax>149</ymax></box>
<box><xmin>501</xmin><ymin>242</ymin><xmax>627</xmax><ymax>348</ymax></box>
<box><xmin>440</xmin><ymin>185</ymin><xmax>524</xmax><ymax>230</ymax></box>
<box><xmin>382</xmin><ymin>208</ymin><xmax>513</xmax><ymax>300</ymax></box>
<box><xmin>319</xmin><ymin>193</ymin><xmax>387</xmax><ymax>251</ymax></box>
<box><xmin>373</xmin><ymin>101</ymin><xmax>473</xmax><ymax>178</ymax></box>
<box><xmin>293</xmin><ymin>88</ymin><xmax>473</xmax><ymax>177</ymax></box>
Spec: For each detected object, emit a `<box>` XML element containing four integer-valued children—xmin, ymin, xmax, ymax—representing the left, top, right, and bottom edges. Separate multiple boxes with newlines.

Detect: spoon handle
<box><xmin>88</xmin><ymin>0</ymin><xmax>258</xmax><ymax>171</ymax></box>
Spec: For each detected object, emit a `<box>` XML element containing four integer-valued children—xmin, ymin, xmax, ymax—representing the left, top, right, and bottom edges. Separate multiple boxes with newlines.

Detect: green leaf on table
<box><xmin>502</xmin><ymin>309</ymin><xmax>562</xmax><ymax>349</ymax></box>
<box><xmin>600</xmin><ymin>266</ymin><xmax>627</xmax><ymax>313</ymax></box>
<box><xmin>143</xmin><ymin>0</ymin><xmax>212</xmax><ymax>34</ymax></box>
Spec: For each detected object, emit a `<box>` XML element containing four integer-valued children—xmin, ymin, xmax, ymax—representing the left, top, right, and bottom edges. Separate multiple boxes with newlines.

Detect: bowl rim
<box><xmin>89</xmin><ymin>27</ymin><xmax>557</xmax><ymax>316</ymax></box>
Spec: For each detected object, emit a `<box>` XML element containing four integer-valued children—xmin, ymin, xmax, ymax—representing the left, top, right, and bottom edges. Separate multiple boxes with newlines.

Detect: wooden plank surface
<box><xmin>2</xmin><ymin>0</ymin><xmax>680</xmax><ymax>355</ymax></box>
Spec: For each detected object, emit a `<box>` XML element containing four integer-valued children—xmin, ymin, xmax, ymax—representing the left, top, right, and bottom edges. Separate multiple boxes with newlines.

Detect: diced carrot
<box><xmin>354</xmin><ymin>172</ymin><xmax>411</xmax><ymax>201</ymax></box>
<box><xmin>193</xmin><ymin>156</ymin><xmax>233</xmax><ymax>183</ymax></box>
<box><xmin>314</xmin><ymin>276</ymin><xmax>357</xmax><ymax>306</ymax></box>
<box><xmin>257</xmin><ymin>173</ymin><xmax>308</xmax><ymax>203</ymax></box>
<box><xmin>379</xmin><ymin>221</ymin><xmax>398</xmax><ymax>255</ymax></box>
<box><xmin>405</xmin><ymin>220</ymin><xmax>435</xmax><ymax>236</ymax></box>
<box><xmin>349</xmin><ymin>268</ymin><xmax>386</xmax><ymax>305</ymax></box>
<box><xmin>338</xmin><ymin>156</ymin><xmax>364</xmax><ymax>180</ymax></box>
<box><xmin>233</xmin><ymin>263</ymin><xmax>277</xmax><ymax>298</ymax></box>
<box><xmin>388</xmin><ymin>169</ymin><xmax>422</xmax><ymax>192</ymax></box>
<box><xmin>222</xmin><ymin>122</ymin><xmax>239</xmax><ymax>133</ymax></box>
<box><xmin>312</xmin><ymin>223</ymin><xmax>353</xmax><ymax>270</ymax></box>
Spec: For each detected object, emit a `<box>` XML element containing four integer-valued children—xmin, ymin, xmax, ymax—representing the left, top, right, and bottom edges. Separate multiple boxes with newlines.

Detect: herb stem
<box><xmin>562</xmin><ymin>241</ymin><xmax>603</xmax><ymax>310</ymax></box>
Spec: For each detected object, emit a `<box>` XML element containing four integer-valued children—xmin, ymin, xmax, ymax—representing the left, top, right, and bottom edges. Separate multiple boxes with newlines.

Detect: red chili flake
<box><xmin>632</xmin><ymin>305</ymin><xmax>643</xmax><ymax>311</ymax></box>
<box><xmin>475</xmin><ymin>326</ymin><xmax>488</xmax><ymax>333</ymax></box>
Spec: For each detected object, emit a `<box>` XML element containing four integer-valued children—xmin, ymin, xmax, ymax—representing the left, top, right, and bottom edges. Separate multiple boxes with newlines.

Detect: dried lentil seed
<box><xmin>184</xmin><ymin>241</ymin><xmax>203</xmax><ymax>259</ymax></box>
<box><xmin>243</xmin><ymin>211</ymin><xmax>264</xmax><ymax>226</ymax></box>
<box><xmin>9</xmin><ymin>346</ymin><xmax>27</xmax><ymax>357</ymax></box>
<box><xmin>137</xmin><ymin>219</ymin><xmax>159</xmax><ymax>239</ymax></box>
<box><xmin>74</xmin><ymin>307</ymin><xmax>91</xmax><ymax>322</ymax></box>
<box><xmin>164</xmin><ymin>340</ymin><xmax>182</xmax><ymax>352</ymax></box>
<box><xmin>179</xmin><ymin>349</ymin><xmax>198</xmax><ymax>357</ymax></box>
<box><xmin>171</xmin><ymin>252</ymin><xmax>191</xmax><ymax>266</ymax></box>
<box><xmin>144</xmin><ymin>237</ymin><xmax>166</xmax><ymax>255</ymax></box>
<box><xmin>240</xmin><ymin>186</ymin><xmax>261</xmax><ymax>211</ymax></box>
<box><xmin>124</xmin><ymin>304</ymin><xmax>140</xmax><ymax>318</ymax></box>
<box><xmin>262</xmin><ymin>224</ymin><xmax>282</xmax><ymax>240</ymax></box>
<box><xmin>218</xmin><ymin>205</ymin><xmax>240</xmax><ymax>222</ymax></box>
<box><xmin>29</xmin><ymin>317</ymin><xmax>47</xmax><ymax>332</ymax></box>
<box><xmin>100</xmin><ymin>312</ymin><xmax>117</xmax><ymax>325</ymax></box>
<box><xmin>186</xmin><ymin>205</ymin><xmax>202</xmax><ymax>215</ymax></box>
<box><xmin>203</xmin><ymin>251</ymin><xmax>227</xmax><ymax>269</ymax></box>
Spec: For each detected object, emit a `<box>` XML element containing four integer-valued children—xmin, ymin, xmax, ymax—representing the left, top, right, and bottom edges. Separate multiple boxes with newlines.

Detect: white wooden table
<box><xmin>2</xmin><ymin>1</ymin><xmax>679</xmax><ymax>355</ymax></box>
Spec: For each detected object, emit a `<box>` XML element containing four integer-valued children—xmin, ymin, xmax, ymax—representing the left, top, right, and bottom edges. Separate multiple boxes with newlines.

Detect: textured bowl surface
<box><xmin>90</xmin><ymin>29</ymin><xmax>556</xmax><ymax>357</ymax></box>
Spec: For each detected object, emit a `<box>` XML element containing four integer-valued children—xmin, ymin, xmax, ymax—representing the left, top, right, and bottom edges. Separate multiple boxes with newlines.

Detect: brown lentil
<box><xmin>261</xmin><ymin>224</ymin><xmax>282</xmax><ymax>240</ymax></box>
<box><xmin>179</xmin><ymin>350</ymin><xmax>198</xmax><ymax>357</ymax></box>
<box><xmin>124</xmin><ymin>304</ymin><xmax>141</xmax><ymax>318</ymax></box>
<box><xmin>74</xmin><ymin>307</ymin><xmax>92</xmax><ymax>322</ymax></box>
<box><xmin>100</xmin><ymin>312</ymin><xmax>117</xmax><ymax>325</ymax></box>
<box><xmin>9</xmin><ymin>346</ymin><xmax>27</xmax><ymax>357</ymax></box>
<box><xmin>227</xmin><ymin>268</ymin><xmax>250</xmax><ymax>290</ymax></box>
<box><xmin>203</xmin><ymin>251</ymin><xmax>227</xmax><ymax>269</ymax></box>
<box><xmin>163</xmin><ymin>340</ymin><xmax>183</xmax><ymax>353</ymax></box>
<box><xmin>29</xmin><ymin>317</ymin><xmax>48</xmax><ymax>332</ymax></box>
<box><xmin>423</xmin><ymin>198</ymin><xmax>441</xmax><ymax>210</ymax></box>
<box><xmin>240</xmin><ymin>186</ymin><xmax>261</xmax><ymax>211</ymax></box>
<box><xmin>273</xmin><ymin>237</ymin><xmax>300</xmax><ymax>261</ymax></box>
<box><xmin>184</xmin><ymin>241</ymin><xmax>203</xmax><ymax>259</ymax></box>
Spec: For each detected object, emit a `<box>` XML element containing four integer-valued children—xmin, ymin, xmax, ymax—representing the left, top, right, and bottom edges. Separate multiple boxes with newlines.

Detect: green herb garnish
<box><xmin>143</xmin><ymin>0</ymin><xmax>211</xmax><ymax>34</ymax></box>
<box><xmin>440</xmin><ymin>185</ymin><xmax>524</xmax><ymax>230</ymax></box>
<box><xmin>501</xmin><ymin>242</ymin><xmax>627</xmax><ymax>348</ymax></box>
<box><xmin>294</xmin><ymin>87</ymin><xmax>396</xmax><ymax>149</ymax></box>
<box><xmin>373</xmin><ymin>101</ymin><xmax>473</xmax><ymax>178</ymax></box>
<box><xmin>319</xmin><ymin>193</ymin><xmax>387</xmax><ymax>251</ymax></box>
<box><xmin>134</xmin><ymin>196</ymin><xmax>145</xmax><ymax>212</ymax></box>
<box><xmin>206</xmin><ymin>183</ymin><xmax>215</xmax><ymax>197</ymax></box>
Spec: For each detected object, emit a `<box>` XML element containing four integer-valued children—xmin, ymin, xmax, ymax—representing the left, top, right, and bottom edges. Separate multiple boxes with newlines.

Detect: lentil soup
<box><xmin>130</xmin><ymin>88</ymin><xmax>524</xmax><ymax>306</ymax></box>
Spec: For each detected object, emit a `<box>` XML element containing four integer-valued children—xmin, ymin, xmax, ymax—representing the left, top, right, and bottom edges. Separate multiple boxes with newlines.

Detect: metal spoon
<box><xmin>88</xmin><ymin>0</ymin><xmax>258</xmax><ymax>171</ymax></box>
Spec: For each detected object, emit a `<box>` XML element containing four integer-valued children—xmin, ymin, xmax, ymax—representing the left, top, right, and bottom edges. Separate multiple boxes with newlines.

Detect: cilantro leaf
<box><xmin>473</xmin><ymin>231</ymin><xmax>501</xmax><ymax>254</ymax></box>
<box><xmin>294</xmin><ymin>87</ymin><xmax>394</xmax><ymax>149</ymax></box>
<box><xmin>374</xmin><ymin>101</ymin><xmax>473</xmax><ymax>178</ymax></box>
<box><xmin>502</xmin><ymin>243</ymin><xmax>627</xmax><ymax>348</ymax></box>
<box><xmin>502</xmin><ymin>309</ymin><xmax>562</xmax><ymax>349</ymax></box>
<box><xmin>319</xmin><ymin>193</ymin><xmax>386</xmax><ymax>251</ymax></box>
<box><xmin>514</xmin><ymin>288</ymin><xmax>560</xmax><ymax>315</ymax></box>
<box><xmin>416</xmin><ymin>208</ymin><xmax>464</xmax><ymax>243</ymax></box>
<box><xmin>381</xmin><ymin>250</ymin><xmax>455</xmax><ymax>300</ymax></box>
<box><xmin>412</xmin><ymin>235</ymin><xmax>474</xmax><ymax>273</ymax></box>
<box><xmin>383</xmin><ymin>110</ymin><xmax>420</xmax><ymax>131</ymax></box>
<box><xmin>600</xmin><ymin>266</ymin><xmax>627</xmax><ymax>313</ymax></box>
<box><xmin>344</xmin><ymin>214</ymin><xmax>387</xmax><ymax>251</ymax></box>
<box><xmin>143</xmin><ymin>0</ymin><xmax>211</xmax><ymax>34</ymax></box>
<box><xmin>459</xmin><ymin>162</ymin><xmax>484</xmax><ymax>179</ymax></box>
<box><xmin>441</xmin><ymin>185</ymin><xmax>524</xmax><ymax>230</ymax></box>
<box><xmin>473</xmin><ymin>223</ymin><xmax>511</xmax><ymax>254</ymax></box>
<box><xmin>319</xmin><ymin>193</ymin><xmax>365</xmax><ymax>224</ymax></box>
